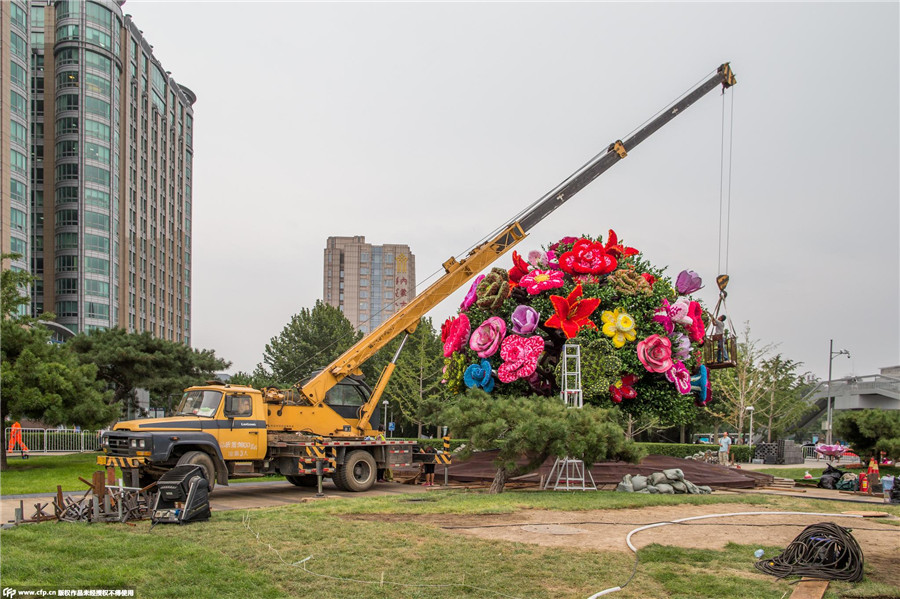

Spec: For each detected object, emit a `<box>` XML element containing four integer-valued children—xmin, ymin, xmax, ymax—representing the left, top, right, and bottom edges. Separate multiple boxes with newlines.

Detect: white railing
<box><xmin>801</xmin><ymin>445</ymin><xmax>862</xmax><ymax>464</ymax></box>
<box><xmin>4</xmin><ymin>427</ymin><xmax>100</xmax><ymax>453</ymax></box>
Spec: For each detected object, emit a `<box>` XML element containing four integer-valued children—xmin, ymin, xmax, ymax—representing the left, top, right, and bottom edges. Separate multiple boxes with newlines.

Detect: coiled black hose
<box><xmin>755</xmin><ymin>522</ymin><xmax>865</xmax><ymax>582</ymax></box>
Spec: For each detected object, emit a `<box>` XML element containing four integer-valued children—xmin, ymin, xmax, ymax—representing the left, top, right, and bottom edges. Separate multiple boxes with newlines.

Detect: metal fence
<box><xmin>4</xmin><ymin>428</ymin><xmax>100</xmax><ymax>453</ymax></box>
<box><xmin>801</xmin><ymin>445</ymin><xmax>862</xmax><ymax>464</ymax></box>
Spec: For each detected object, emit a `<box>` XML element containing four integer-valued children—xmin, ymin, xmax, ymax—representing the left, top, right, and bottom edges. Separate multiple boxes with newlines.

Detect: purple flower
<box><xmin>671</xmin><ymin>332</ymin><xmax>691</xmax><ymax>362</ymax></box>
<box><xmin>676</xmin><ymin>270</ymin><xmax>703</xmax><ymax>295</ymax></box>
<box><xmin>511</xmin><ymin>305</ymin><xmax>540</xmax><ymax>335</ymax></box>
<box><xmin>460</xmin><ymin>274</ymin><xmax>485</xmax><ymax>311</ymax></box>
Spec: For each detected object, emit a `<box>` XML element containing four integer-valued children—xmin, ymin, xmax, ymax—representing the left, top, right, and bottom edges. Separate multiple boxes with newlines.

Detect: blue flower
<box><xmin>463</xmin><ymin>360</ymin><xmax>495</xmax><ymax>393</ymax></box>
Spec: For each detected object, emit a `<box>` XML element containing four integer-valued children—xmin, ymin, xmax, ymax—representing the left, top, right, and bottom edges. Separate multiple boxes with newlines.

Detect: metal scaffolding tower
<box><xmin>544</xmin><ymin>344</ymin><xmax>596</xmax><ymax>491</ymax></box>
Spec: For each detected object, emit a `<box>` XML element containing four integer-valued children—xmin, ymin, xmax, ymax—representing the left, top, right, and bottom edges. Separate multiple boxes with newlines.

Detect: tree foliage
<box><xmin>1</xmin><ymin>255</ymin><xmax>115</xmax><ymax>469</ymax></box>
<box><xmin>834</xmin><ymin>410</ymin><xmax>900</xmax><ymax>460</ymax></box>
<box><xmin>441</xmin><ymin>390</ymin><xmax>643</xmax><ymax>493</ymax></box>
<box><xmin>67</xmin><ymin>328</ymin><xmax>229</xmax><ymax>415</ymax></box>
<box><xmin>257</xmin><ymin>300</ymin><xmax>362</xmax><ymax>387</ymax></box>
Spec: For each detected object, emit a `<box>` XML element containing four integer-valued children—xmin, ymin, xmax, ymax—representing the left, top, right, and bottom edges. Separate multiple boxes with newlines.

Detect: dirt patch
<box><xmin>344</xmin><ymin>504</ymin><xmax>900</xmax><ymax>574</ymax></box>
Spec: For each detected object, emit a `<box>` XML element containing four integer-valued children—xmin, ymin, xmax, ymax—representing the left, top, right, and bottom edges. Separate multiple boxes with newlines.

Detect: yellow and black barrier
<box><xmin>97</xmin><ymin>455</ymin><xmax>144</xmax><ymax>468</ymax></box>
<box><xmin>434</xmin><ymin>453</ymin><xmax>451</xmax><ymax>465</ymax></box>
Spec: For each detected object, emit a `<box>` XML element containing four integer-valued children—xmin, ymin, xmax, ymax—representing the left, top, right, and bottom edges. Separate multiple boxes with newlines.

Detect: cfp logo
<box><xmin>3</xmin><ymin>588</ymin><xmax>17</xmax><ymax>598</ymax></box>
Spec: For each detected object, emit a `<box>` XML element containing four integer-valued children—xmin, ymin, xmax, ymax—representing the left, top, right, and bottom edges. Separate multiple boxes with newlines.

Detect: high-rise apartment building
<box><xmin>323</xmin><ymin>236</ymin><xmax>416</xmax><ymax>334</ymax></box>
<box><xmin>1</xmin><ymin>0</ymin><xmax>195</xmax><ymax>342</ymax></box>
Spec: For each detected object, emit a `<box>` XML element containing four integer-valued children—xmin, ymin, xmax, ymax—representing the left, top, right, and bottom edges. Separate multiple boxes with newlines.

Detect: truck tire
<box><xmin>339</xmin><ymin>450</ymin><xmax>377</xmax><ymax>492</ymax></box>
<box><xmin>285</xmin><ymin>474</ymin><xmax>318</xmax><ymax>488</ymax></box>
<box><xmin>176</xmin><ymin>451</ymin><xmax>216</xmax><ymax>492</ymax></box>
<box><xmin>331</xmin><ymin>467</ymin><xmax>349</xmax><ymax>491</ymax></box>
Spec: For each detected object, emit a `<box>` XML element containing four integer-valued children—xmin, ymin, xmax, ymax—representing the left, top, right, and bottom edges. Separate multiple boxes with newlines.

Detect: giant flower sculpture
<box><xmin>439</xmin><ymin>230</ymin><xmax>713</xmax><ymax>423</ymax></box>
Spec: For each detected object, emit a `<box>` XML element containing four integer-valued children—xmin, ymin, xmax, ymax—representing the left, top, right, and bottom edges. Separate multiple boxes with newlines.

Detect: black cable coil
<box><xmin>755</xmin><ymin>522</ymin><xmax>865</xmax><ymax>582</ymax></box>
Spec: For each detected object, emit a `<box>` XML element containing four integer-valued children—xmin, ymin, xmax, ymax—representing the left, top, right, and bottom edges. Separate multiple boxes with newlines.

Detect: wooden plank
<box><xmin>789</xmin><ymin>578</ymin><xmax>828</xmax><ymax>599</ymax></box>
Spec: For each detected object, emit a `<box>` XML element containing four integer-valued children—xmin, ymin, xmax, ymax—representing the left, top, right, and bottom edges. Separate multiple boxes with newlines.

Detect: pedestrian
<box><xmin>7</xmin><ymin>421</ymin><xmax>29</xmax><ymax>458</ymax></box>
<box><xmin>718</xmin><ymin>431</ymin><xmax>732</xmax><ymax>466</ymax></box>
<box><xmin>422</xmin><ymin>444</ymin><xmax>437</xmax><ymax>487</ymax></box>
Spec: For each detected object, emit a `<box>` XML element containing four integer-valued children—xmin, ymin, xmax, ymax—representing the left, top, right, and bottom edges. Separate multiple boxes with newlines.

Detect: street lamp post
<box><xmin>746</xmin><ymin>406</ymin><xmax>754</xmax><ymax>463</ymax></box>
<box><xmin>826</xmin><ymin>339</ymin><xmax>850</xmax><ymax>445</ymax></box>
<box><xmin>382</xmin><ymin>400</ymin><xmax>389</xmax><ymax>433</ymax></box>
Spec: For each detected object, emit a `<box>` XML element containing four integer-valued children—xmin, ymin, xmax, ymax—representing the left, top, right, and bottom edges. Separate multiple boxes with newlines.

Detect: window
<box><xmin>9</xmin><ymin>3</ymin><xmax>26</xmax><ymax>30</ymax></box>
<box><xmin>86</xmin><ymin>142</ymin><xmax>110</xmax><ymax>163</ymax></box>
<box><xmin>84</xmin><ymin>256</ymin><xmax>109</xmax><ymax>275</ymax></box>
<box><xmin>359</xmin><ymin>302</ymin><xmax>369</xmax><ymax>310</ymax></box>
<box><xmin>384</xmin><ymin>268</ymin><xmax>394</xmax><ymax>276</ymax></box>
<box><xmin>84</xmin><ymin>234</ymin><xmax>109</xmax><ymax>253</ymax></box>
<box><xmin>11</xmin><ymin>91</ymin><xmax>27</xmax><ymax>116</ymax></box>
<box><xmin>384</xmin><ymin>291</ymin><xmax>394</xmax><ymax>299</ymax></box>
<box><xmin>85</xmin><ymin>2</ymin><xmax>112</xmax><ymax>27</ymax></box>
<box><xmin>84</xmin><ymin>96</ymin><xmax>110</xmax><ymax>117</ymax></box>
<box><xmin>56</xmin><ymin>0</ymin><xmax>81</xmax><ymax>19</ymax></box>
<box><xmin>84</xmin><ymin>72</ymin><xmax>110</xmax><ymax>95</ymax></box>
<box><xmin>56</xmin><ymin>186</ymin><xmax>78</xmax><ymax>204</ymax></box>
<box><xmin>10</xmin><ymin>32</ymin><xmax>26</xmax><ymax>59</ymax></box>
<box><xmin>56</xmin><ymin>209</ymin><xmax>78</xmax><ymax>226</ymax></box>
<box><xmin>30</xmin><ymin>5</ymin><xmax>44</xmax><ymax>28</ymax></box>
<box><xmin>85</xmin><ymin>188</ymin><xmax>109</xmax><ymax>209</ymax></box>
<box><xmin>84</xmin><ymin>279</ymin><xmax>109</xmax><ymax>297</ymax></box>
<box><xmin>85</xmin><ymin>26</ymin><xmax>111</xmax><ymax>50</ymax></box>
<box><xmin>84</xmin><ymin>211</ymin><xmax>109</xmax><ymax>231</ymax></box>
<box><xmin>55</xmin><ymin>164</ymin><xmax>78</xmax><ymax>182</ymax></box>
<box><xmin>55</xmin><ymin>301</ymin><xmax>79</xmax><ymax>317</ymax></box>
<box><xmin>10</xmin><ymin>237</ymin><xmax>26</xmax><ymax>255</ymax></box>
<box><xmin>360</xmin><ymin>267</ymin><xmax>369</xmax><ymax>275</ymax></box>
<box><xmin>10</xmin><ymin>120</ymin><xmax>26</xmax><ymax>147</ymax></box>
<box><xmin>56</xmin><ymin>278</ymin><xmax>78</xmax><ymax>295</ymax></box>
<box><xmin>84</xmin><ymin>165</ymin><xmax>110</xmax><ymax>185</ymax></box>
<box><xmin>360</xmin><ymin>279</ymin><xmax>369</xmax><ymax>287</ymax></box>
<box><xmin>57</xmin><ymin>70</ymin><xmax>79</xmax><ymax>89</ymax></box>
<box><xmin>56</xmin><ymin>140</ymin><xmax>79</xmax><ymax>158</ymax></box>
<box><xmin>55</xmin><ymin>256</ymin><xmax>78</xmax><ymax>272</ymax></box>
<box><xmin>85</xmin><ymin>119</ymin><xmax>110</xmax><ymax>140</ymax></box>
<box><xmin>57</xmin><ymin>48</ymin><xmax>79</xmax><ymax>66</ymax></box>
<box><xmin>85</xmin><ymin>51</ymin><xmax>111</xmax><ymax>72</ymax></box>
<box><xmin>10</xmin><ymin>150</ymin><xmax>26</xmax><ymax>175</ymax></box>
<box><xmin>55</xmin><ymin>232</ymin><xmax>78</xmax><ymax>250</ymax></box>
<box><xmin>86</xmin><ymin>301</ymin><xmax>109</xmax><ymax>319</ymax></box>
<box><xmin>31</xmin><ymin>31</ymin><xmax>44</xmax><ymax>45</ymax></box>
<box><xmin>56</xmin><ymin>25</ymin><xmax>80</xmax><ymax>42</ymax></box>
<box><xmin>359</xmin><ymin>290</ymin><xmax>369</xmax><ymax>299</ymax></box>
<box><xmin>56</xmin><ymin>117</ymin><xmax>79</xmax><ymax>135</ymax></box>
<box><xmin>57</xmin><ymin>94</ymin><xmax>79</xmax><ymax>113</ymax></box>
<box><xmin>10</xmin><ymin>208</ymin><xmax>26</xmax><ymax>232</ymax></box>
<box><xmin>10</xmin><ymin>63</ymin><xmax>27</xmax><ymax>88</ymax></box>
<box><xmin>10</xmin><ymin>180</ymin><xmax>26</xmax><ymax>204</ymax></box>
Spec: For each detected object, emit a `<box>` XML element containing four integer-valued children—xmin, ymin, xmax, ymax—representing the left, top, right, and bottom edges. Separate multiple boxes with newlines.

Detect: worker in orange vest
<box><xmin>7</xmin><ymin>421</ymin><xmax>29</xmax><ymax>458</ymax></box>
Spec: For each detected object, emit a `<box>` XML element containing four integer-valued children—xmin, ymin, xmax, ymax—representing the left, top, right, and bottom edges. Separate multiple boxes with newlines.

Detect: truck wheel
<box><xmin>340</xmin><ymin>450</ymin><xmax>377</xmax><ymax>492</ymax></box>
<box><xmin>285</xmin><ymin>474</ymin><xmax>318</xmax><ymax>488</ymax></box>
<box><xmin>331</xmin><ymin>467</ymin><xmax>349</xmax><ymax>491</ymax></box>
<box><xmin>177</xmin><ymin>451</ymin><xmax>216</xmax><ymax>492</ymax></box>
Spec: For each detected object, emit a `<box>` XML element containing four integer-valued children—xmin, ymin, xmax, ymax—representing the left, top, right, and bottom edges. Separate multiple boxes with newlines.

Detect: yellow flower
<box><xmin>601</xmin><ymin>308</ymin><xmax>637</xmax><ymax>348</ymax></box>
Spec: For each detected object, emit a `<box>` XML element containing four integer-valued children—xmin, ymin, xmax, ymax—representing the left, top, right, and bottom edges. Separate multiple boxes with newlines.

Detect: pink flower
<box><xmin>653</xmin><ymin>298</ymin><xmax>692</xmax><ymax>335</ymax></box>
<box><xmin>519</xmin><ymin>269</ymin><xmax>565</xmax><ymax>294</ymax></box>
<box><xmin>687</xmin><ymin>301</ymin><xmax>705</xmax><ymax>343</ymax></box>
<box><xmin>460</xmin><ymin>275</ymin><xmax>485</xmax><ymax>311</ymax></box>
<box><xmin>671</xmin><ymin>332</ymin><xmax>691</xmax><ymax>362</ymax></box>
<box><xmin>637</xmin><ymin>334</ymin><xmax>674</xmax><ymax>374</ymax></box>
<box><xmin>676</xmin><ymin>270</ymin><xmax>703</xmax><ymax>295</ymax></box>
<box><xmin>653</xmin><ymin>299</ymin><xmax>675</xmax><ymax>334</ymax></box>
<box><xmin>665</xmin><ymin>361</ymin><xmax>692</xmax><ymax>394</ymax></box>
<box><xmin>469</xmin><ymin>316</ymin><xmax>507</xmax><ymax>358</ymax></box>
<box><xmin>442</xmin><ymin>313</ymin><xmax>471</xmax><ymax>358</ymax></box>
<box><xmin>511</xmin><ymin>305</ymin><xmax>540</xmax><ymax>335</ymax></box>
<box><xmin>497</xmin><ymin>335</ymin><xmax>545</xmax><ymax>383</ymax></box>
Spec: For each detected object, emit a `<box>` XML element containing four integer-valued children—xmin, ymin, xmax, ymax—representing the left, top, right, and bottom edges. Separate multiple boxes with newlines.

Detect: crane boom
<box><xmin>291</xmin><ymin>63</ymin><xmax>736</xmax><ymax>434</ymax></box>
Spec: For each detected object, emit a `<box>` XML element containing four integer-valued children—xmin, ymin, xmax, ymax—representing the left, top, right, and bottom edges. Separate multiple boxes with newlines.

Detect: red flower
<box><xmin>544</xmin><ymin>285</ymin><xmax>601</xmax><ymax>339</ymax></box>
<box><xmin>508</xmin><ymin>251</ymin><xmax>530</xmax><ymax>287</ymax></box>
<box><xmin>559</xmin><ymin>239</ymin><xmax>617</xmax><ymax>276</ymax></box>
<box><xmin>687</xmin><ymin>301</ymin><xmax>705</xmax><ymax>343</ymax></box>
<box><xmin>610</xmin><ymin>374</ymin><xmax>638</xmax><ymax>403</ymax></box>
<box><xmin>440</xmin><ymin>317</ymin><xmax>453</xmax><ymax>343</ymax></box>
<box><xmin>442</xmin><ymin>313</ymin><xmax>471</xmax><ymax>357</ymax></box>
<box><xmin>603</xmin><ymin>229</ymin><xmax>639</xmax><ymax>258</ymax></box>
<box><xmin>641</xmin><ymin>273</ymin><xmax>656</xmax><ymax>287</ymax></box>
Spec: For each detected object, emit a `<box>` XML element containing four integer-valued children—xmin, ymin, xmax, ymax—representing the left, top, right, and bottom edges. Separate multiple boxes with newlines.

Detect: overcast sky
<box><xmin>124</xmin><ymin>1</ymin><xmax>899</xmax><ymax>382</ymax></box>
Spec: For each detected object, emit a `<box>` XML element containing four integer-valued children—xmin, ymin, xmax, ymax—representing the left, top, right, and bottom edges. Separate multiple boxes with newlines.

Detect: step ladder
<box><xmin>544</xmin><ymin>344</ymin><xmax>596</xmax><ymax>491</ymax></box>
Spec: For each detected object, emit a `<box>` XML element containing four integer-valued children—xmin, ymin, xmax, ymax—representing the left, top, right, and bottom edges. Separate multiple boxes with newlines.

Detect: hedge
<box><xmin>634</xmin><ymin>442</ymin><xmax>751</xmax><ymax>463</ymax></box>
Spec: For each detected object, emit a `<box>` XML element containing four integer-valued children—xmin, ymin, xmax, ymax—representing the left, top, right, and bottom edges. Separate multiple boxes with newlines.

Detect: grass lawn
<box><xmin>2</xmin><ymin>491</ymin><xmax>898</xmax><ymax>599</ymax></box>
<box><xmin>0</xmin><ymin>453</ymin><xmax>284</xmax><ymax>496</ymax></box>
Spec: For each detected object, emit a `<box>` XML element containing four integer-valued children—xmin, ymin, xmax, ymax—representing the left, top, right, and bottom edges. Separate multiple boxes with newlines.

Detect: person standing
<box><xmin>718</xmin><ymin>431</ymin><xmax>732</xmax><ymax>466</ymax></box>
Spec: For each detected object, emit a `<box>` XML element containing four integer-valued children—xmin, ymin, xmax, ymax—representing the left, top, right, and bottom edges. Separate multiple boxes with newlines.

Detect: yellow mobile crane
<box><xmin>99</xmin><ymin>64</ymin><xmax>736</xmax><ymax>493</ymax></box>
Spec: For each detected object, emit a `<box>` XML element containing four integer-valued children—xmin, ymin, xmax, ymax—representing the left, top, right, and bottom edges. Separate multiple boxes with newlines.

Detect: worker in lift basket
<box><xmin>718</xmin><ymin>431</ymin><xmax>732</xmax><ymax>466</ymax></box>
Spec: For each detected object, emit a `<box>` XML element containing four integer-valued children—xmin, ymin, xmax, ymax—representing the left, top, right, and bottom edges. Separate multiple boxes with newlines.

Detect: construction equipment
<box><xmin>99</xmin><ymin>63</ymin><xmax>736</xmax><ymax>494</ymax></box>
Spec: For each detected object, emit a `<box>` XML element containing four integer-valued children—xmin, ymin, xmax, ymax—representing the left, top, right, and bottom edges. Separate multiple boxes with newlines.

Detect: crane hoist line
<box><xmin>99</xmin><ymin>63</ymin><xmax>736</xmax><ymax>495</ymax></box>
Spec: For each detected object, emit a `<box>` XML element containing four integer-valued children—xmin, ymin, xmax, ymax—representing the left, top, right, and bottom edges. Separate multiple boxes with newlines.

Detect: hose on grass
<box><xmin>754</xmin><ymin>522</ymin><xmax>865</xmax><ymax>582</ymax></box>
<box><xmin>586</xmin><ymin>511</ymin><xmax>867</xmax><ymax>598</ymax></box>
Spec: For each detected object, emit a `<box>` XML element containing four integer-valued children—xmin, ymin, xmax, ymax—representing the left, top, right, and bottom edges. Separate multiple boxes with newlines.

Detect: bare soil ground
<box><xmin>345</xmin><ymin>504</ymin><xmax>900</xmax><ymax>584</ymax></box>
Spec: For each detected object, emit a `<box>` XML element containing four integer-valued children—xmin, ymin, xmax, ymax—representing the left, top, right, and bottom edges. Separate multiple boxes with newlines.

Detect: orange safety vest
<box><xmin>7</xmin><ymin>422</ymin><xmax>29</xmax><ymax>452</ymax></box>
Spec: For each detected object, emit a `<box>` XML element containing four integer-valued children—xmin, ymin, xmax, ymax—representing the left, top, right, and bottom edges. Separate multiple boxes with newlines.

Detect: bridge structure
<box><xmin>793</xmin><ymin>366</ymin><xmax>900</xmax><ymax>433</ymax></box>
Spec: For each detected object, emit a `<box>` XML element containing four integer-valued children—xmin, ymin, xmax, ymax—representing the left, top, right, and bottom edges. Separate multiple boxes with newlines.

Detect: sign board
<box><xmin>388</xmin><ymin>422</ymin><xmax>395</xmax><ymax>432</ymax></box>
